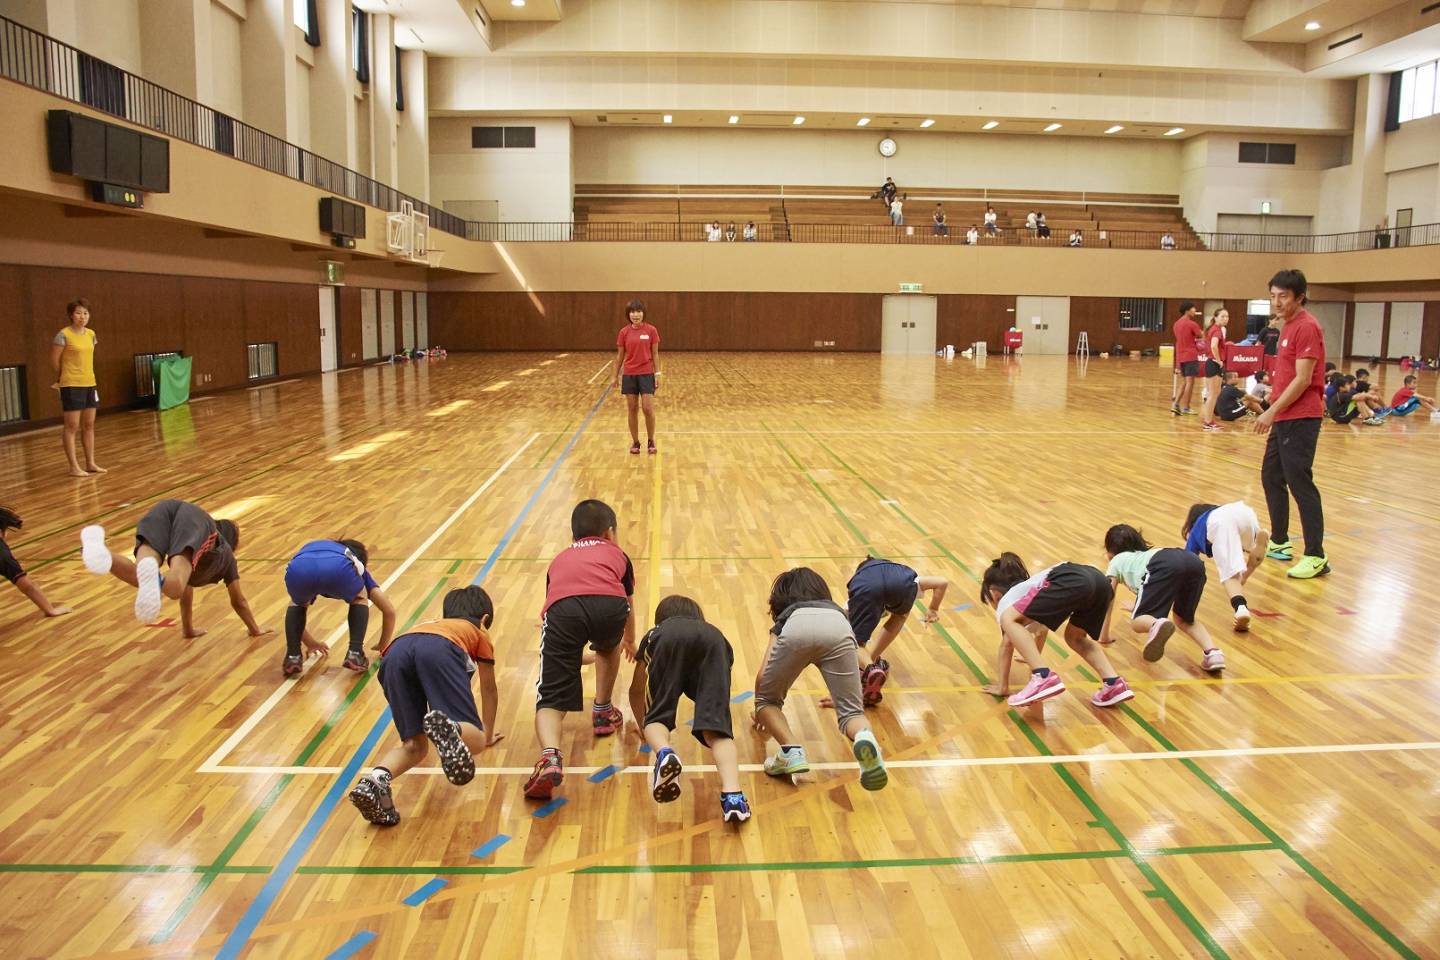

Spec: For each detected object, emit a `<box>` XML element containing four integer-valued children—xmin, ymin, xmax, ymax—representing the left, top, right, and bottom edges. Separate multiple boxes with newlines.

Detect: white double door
<box><xmin>1015</xmin><ymin>296</ymin><xmax>1071</xmax><ymax>354</ymax></box>
<box><xmin>881</xmin><ymin>295</ymin><xmax>937</xmax><ymax>354</ymax></box>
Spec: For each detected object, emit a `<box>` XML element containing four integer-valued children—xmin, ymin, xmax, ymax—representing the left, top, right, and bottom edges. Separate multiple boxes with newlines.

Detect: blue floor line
<box><xmin>587</xmin><ymin>764</ymin><xmax>620</xmax><ymax>783</ymax></box>
<box><xmin>471</xmin><ymin>834</ymin><xmax>512</xmax><ymax>859</ymax></box>
<box><xmin>402</xmin><ymin>878</ymin><xmax>448</xmax><ymax>907</ymax></box>
<box><xmin>532</xmin><ymin>797</ymin><xmax>569</xmax><ymax>819</ymax></box>
<box><xmin>324</xmin><ymin>931</ymin><xmax>377</xmax><ymax>960</ymax></box>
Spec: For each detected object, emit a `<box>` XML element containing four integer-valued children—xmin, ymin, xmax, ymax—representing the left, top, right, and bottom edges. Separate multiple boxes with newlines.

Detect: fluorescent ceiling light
<box><xmin>511</xmin><ymin>0</ymin><xmax>526</xmax><ymax>7</ymax></box>
<box><xmin>857</xmin><ymin>117</ymin><xmax>870</xmax><ymax>126</ymax></box>
<box><xmin>981</xmin><ymin>120</ymin><xmax>999</xmax><ymax>130</ymax></box>
<box><xmin>662</xmin><ymin>114</ymin><xmax>672</xmax><ymax>123</ymax></box>
<box><xmin>728</xmin><ymin>115</ymin><xmax>739</xmax><ymax>124</ymax></box>
<box><xmin>1304</xmin><ymin>21</ymin><xmax>1321</xmax><ymax>31</ymax></box>
<box><xmin>1043</xmin><ymin>123</ymin><xmax>1062</xmax><ymax>132</ymax></box>
<box><xmin>1164</xmin><ymin>127</ymin><xmax>1185</xmax><ymax>136</ymax></box>
<box><xmin>793</xmin><ymin>116</ymin><xmax>805</xmax><ymax>125</ymax></box>
<box><xmin>1105</xmin><ymin>125</ymin><xmax>1124</xmax><ymax>134</ymax></box>
<box><xmin>920</xmin><ymin>118</ymin><xmax>935</xmax><ymax>128</ymax></box>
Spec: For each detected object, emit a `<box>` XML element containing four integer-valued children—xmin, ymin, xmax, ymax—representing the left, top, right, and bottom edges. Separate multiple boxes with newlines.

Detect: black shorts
<box><xmin>1204</xmin><ymin>360</ymin><xmax>1223</xmax><ymax>378</ymax></box>
<box><xmin>378</xmin><ymin>632</ymin><xmax>483</xmax><ymax>740</ymax></box>
<box><xmin>135</xmin><ymin>500</ymin><xmax>213</xmax><ymax>560</ymax></box>
<box><xmin>621</xmin><ymin>374</ymin><xmax>656</xmax><ymax>396</ymax></box>
<box><xmin>641</xmin><ymin>621</ymin><xmax>735</xmax><ymax>744</ymax></box>
<box><xmin>1218</xmin><ymin>404</ymin><xmax>1247</xmax><ymax>422</ymax></box>
<box><xmin>59</xmin><ymin>386</ymin><xmax>99</xmax><ymax>411</ymax></box>
<box><xmin>537</xmin><ymin>594</ymin><xmax>631</xmax><ymax>711</ymax></box>
<box><xmin>1014</xmin><ymin>563</ymin><xmax>1113</xmax><ymax>641</ymax></box>
<box><xmin>1179</xmin><ymin>361</ymin><xmax>1200</xmax><ymax>378</ymax></box>
<box><xmin>0</xmin><ymin>538</ymin><xmax>24</xmax><ymax>584</ymax></box>
<box><xmin>1133</xmin><ymin>548</ymin><xmax>1206</xmax><ymax>623</ymax></box>
<box><xmin>846</xmin><ymin>562</ymin><xmax>918</xmax><ymax>647</ymax></box>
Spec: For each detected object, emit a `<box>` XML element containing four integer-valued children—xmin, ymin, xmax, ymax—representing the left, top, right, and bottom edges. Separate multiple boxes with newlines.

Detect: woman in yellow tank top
<box><xmin>50</xmin><ymin>298</ymin><xmax>106</xmax><ymax>477</ymax></box>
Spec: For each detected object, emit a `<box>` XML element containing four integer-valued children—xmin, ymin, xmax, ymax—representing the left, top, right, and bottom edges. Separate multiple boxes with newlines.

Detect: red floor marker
<box><xmin>1250</xmin><ymin>609</ymin><xmax>1283</xmax><ymax>618</ymax></box>
<box><xmin>145</xmin><ymin>618</ymin><xmax>176</xmax><ymax>628</ymax></box>
<box><xmin>1336</xmin><ymin>607</ymin><xmax>1357</xmax><ymax>616</ymax></box>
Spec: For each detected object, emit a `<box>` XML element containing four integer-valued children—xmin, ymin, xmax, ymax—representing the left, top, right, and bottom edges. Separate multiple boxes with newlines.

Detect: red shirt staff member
<box><xmin>613</xmin><ymin>299</ymin><xmax>661</xmax><ymax>455</ymax></box>
<box><xmin>1170</xmin><ymin>300</ymin><xmax>1203</xmax><ymax>417</ymax></box>
<box><xmin>1253</xmin><ymin>269</ymin><xmax>1328</xmax><ymax>580</ymax></box>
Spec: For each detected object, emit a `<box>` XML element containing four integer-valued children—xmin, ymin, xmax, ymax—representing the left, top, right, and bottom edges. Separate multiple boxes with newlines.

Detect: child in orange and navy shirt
<box><xmin>348</xmin><ymin>586</ymin><xmax>503</xmax><ymax>827</ymax></box>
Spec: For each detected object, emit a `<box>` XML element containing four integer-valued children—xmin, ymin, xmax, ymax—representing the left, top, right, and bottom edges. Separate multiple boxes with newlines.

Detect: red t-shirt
<box><xmin>543</xmin><ymin>538</ymin><xmax>635</xmax><ymax>614</ymax></box>
<box><xmin>1392</xmin><ymin>386</ymin><xmax>1415</xmax><ymax>407</ymax></box>
<box><xmin>1174</xmin><ymin>315</ymin><xmax>1203</xmax><ymax>363</ymax></box>
<box><xmin>1207</xmin><ymin>323</ymin><xmax>1226</xmax><ymax>358</ymax></box>
<box><xmin>617</xmin><ymin>323</ymin><xmax>659</xmax><ymax>375</ymax></box>
<box><xmin>1272</xmin><ymin>309</ymin><xmax>1326</xmax><ymax>421</ymax></box>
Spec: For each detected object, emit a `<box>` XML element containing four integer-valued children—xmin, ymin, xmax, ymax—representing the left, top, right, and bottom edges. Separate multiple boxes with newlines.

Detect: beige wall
<box><xmin>75</xmin><ymin>0</ymin><xmax>142</xmax><ymax>74</ymax></box>
<box><xmin>432</xmin><ymin>117</ymin><xmax>573</xmax><ymax>222</ymax></box>
<box><xmin>572</xmin><ymin>127</ymin><xmax>1181</xmax><ymax>194</ymax></box>
<box><xmin>1385</xmin><ymin>112</ymin><xmax>1440</xmax><ymax>227</ymax></box>
<box><xmin>1178</xmin><ymin>132</ymin><xmax>1347</xmax><ymax>234</ymax></box>
<box><xmin>209</xmin><ymin>1</ymin><xmax>244</xmax><ymax>117</ymax></box>
<box><xmin>397</xmin><ymin>48</ymin><xmax>429</xmax><ymax>201</ymax></box>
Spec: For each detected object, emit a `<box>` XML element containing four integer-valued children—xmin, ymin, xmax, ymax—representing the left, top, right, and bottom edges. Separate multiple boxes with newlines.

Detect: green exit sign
<box><xmin>321</xmin><ymin>260</ymin><xmax>345</xmax><ymax>286</ymax></box>
<box><xmin>899</xmin><ymin>282</ymin><xmax>923</xmax><ymax>293</ymax></box>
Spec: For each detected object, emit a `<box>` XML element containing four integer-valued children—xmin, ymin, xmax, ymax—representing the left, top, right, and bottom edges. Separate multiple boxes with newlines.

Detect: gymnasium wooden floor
<box><xmin>1</xmin><ymin>352</ymin><xmax>1437</xmax><ymax>960</ymax></box>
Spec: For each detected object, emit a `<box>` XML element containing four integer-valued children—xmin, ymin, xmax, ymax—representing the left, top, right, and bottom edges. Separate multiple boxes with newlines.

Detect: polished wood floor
<box><xmin>1</xmin><ymin>352</ymin><xmax>1438</xmax><ymax>960</ymax></box>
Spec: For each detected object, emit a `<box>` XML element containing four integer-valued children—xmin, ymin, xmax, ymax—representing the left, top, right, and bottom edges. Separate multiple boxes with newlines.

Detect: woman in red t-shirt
<box><xmin>1200</xmin><ymin>309</ymin><xmax>1230</xmax><ymax>430</ymax></box>
<box><xmin>612</xmin><ymin>299</ymin><xmax>662</xmax><ymax>454</ymax></box>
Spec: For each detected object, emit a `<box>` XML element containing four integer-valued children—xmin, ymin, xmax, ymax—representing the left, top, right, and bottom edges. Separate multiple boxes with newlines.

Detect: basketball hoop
<box><xmin>386</xmin><ymin>200</ymin><xmax>430</xmax><ymax>263</ymax></box>
<box><xmin>426</xmin><ymin>249</ymin><xmax>445</xmax><ymax>269</ymax></box>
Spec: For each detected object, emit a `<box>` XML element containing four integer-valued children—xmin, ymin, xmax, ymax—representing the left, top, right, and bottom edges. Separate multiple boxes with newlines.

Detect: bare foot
<box><xmin>981</xmin><ymin>683</ymin><xmax>1008</xmax><ymax>697</ymax></box>
<box><xmin>303</xmin><ymin>637</ymin><xmax>330</xmax><ymax>657</ymax></box>
<box><xmin>69</xmin><ymin>468</ymin><xmax>90</xmax><ymax>478</ymax></box>
<box><xmin>45</xmin><ymin>605</ymin><xmax>74</xmax><ymax>617</ymax></box>
<box><xmin>86</xmin><ymin>464</ymin><xmax>108</xmax><ymax>474</ymax></box>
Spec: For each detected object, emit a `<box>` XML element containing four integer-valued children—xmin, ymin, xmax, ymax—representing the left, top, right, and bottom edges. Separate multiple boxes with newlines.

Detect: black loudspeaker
<box><xmin>46</xmin><ymin>110</ymin><xmax>170</xmax><ymax>192</ymax></box>
<box><xmin>140</xmin><ymin>136</ymin><xmax>169</xmax><ymax>192</ymax></box>
<box><xmin>105</xmin><ymin>125</ymin><xmax>141</xmax><ymax>188</ymax></box>
<box><xmin>47</xmin><ymin>110</ymin><xmax>107</xmax><ymax>181</ymax></box>
<box><xmin>319</xmin><ymin>197</ymin><xmax>367</xmax><ymax>239</ymax></box>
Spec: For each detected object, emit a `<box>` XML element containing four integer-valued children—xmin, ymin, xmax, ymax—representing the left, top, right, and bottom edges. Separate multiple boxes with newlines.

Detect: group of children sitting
<box><xmin>0</xmin><ymin>487</ymin><xmax>1290</xmax><ymax>830</ymax></box>
<box><xmin>1322</xmin><ymin>363</ymin><xmax>1438</xmax><ymax>425</ymax></box>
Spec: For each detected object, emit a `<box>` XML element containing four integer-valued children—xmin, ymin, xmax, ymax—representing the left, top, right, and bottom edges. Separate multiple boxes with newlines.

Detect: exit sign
<box><xmin>899</xmin><ymin>282</ymin><xmax>923</xmax><ymax>292</ymax></box>
<box><xmin>321</xmin><ymin>260</ymin><xmax>345</xmax><ymax>286</ymax></box>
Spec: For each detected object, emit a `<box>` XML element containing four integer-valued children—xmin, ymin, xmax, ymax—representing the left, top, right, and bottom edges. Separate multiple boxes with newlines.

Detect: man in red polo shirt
<box><xmin>1170</xmin><ymin>300</ymin><xmax>1203</xmax><ymax>416</ymax></box>
<box><xmin>1253</xmin><ymin>269</ymin><xmax>1328</xmax><ymax>579</ymax></box>
<box><xmin>613</xmin><ymin>299</ymin><xmax>661</xmax><ymax>455</ymax></box>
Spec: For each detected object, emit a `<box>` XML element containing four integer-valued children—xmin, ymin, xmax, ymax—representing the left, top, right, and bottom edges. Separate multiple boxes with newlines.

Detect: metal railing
<box><xmin>467</xmin><ymin>219</ymin><xmax>1440</xmax><ymax>252</ymax></box>
<box><xmin>0</xmin><ymin>14</ymin><xmax>464</xmax><ymax>237</ymax></box>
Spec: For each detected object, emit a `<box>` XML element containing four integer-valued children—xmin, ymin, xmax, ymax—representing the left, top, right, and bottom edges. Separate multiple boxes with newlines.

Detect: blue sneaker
<box><xmin>651</xmin><ymin>747</ymin><xmax>682</xmax><ymax>803</ymax></box>
<box><xmin>720</xmin><ymin>792</ymin><xmax>751</xmax><ymax>823</ymax></box>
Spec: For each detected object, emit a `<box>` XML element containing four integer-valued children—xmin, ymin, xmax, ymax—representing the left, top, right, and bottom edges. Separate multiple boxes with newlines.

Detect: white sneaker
<box><xmin>1202</xmin><ymin>648</ymin><xmax>1226</xmax><ymax>672</ymax></box>
<box><xmin>80</xmin><ymin>525</ymin><xmax>112</xmax><ymax>574</ymax></box>
<box><xmin>134</xmin><ymin>556</ymin><xmax>162</xmax><ymax>623</ymax></box>
<box><xmin>1233</xmin><ymin>605</ymin><xmax>1251</xmax><ymax>632</ymax></box>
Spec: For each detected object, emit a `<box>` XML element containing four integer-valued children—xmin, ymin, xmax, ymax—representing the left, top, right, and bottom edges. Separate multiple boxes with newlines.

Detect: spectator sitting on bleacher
<box><xmin>706</xmin><ymin>222</ymin><xmax>722</xmax><ymax>242</ymax></box>
<box><xmin>890</xmin><ymin>196</ymin><xmax>905</xmax><ymax>226</ymax></box>
<box><xmin>966</xmin><ymin>224</ymin><xmax>979</xmax><ymax>245</ymax></box>
<box><xmin>743</xmin><ymin>221</ymin><xmax>757</xmax><ymax>242</ymax></box>
<box><xmin>725</xmin><ymin>222</ymin><xmax>737</xmax><ymax>242</ymax></box>
<box><xmin>933</xmin><ymin>204</ymin><xmax>948</xmax><ymax>237</ymax></box>
<box><xmin>1161</xmin><ymin>232</ymin><xmax>1176</xmax><ymax>250</ymax></box>
<box><xmin>983</xmin><ymin>205</ymin><xmax>999</xmax><ymax>236</ymax></box>
<box><xmin>1036</xmin><ymin>212</ymin><xmax>1050</xmax><ymax>238</ymax></box>
<box><xmin>1025</xmin><ymin>211</ymin><xmax>1038</xmax><ymax>231</ymax></box>
<box><xmin>1068</xmin><ymin>229</ymin><xmax>1083</xmax><ymax>247</ymax></box>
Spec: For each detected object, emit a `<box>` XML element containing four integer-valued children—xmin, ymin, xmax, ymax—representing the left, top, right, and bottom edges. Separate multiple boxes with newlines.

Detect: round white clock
<box><xmin>877</xmin><ymin>137</ymin><xmax>898</xmax><ymax>158</ymax></box>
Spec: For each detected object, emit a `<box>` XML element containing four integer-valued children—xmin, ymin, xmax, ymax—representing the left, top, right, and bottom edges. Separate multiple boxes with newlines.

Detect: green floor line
<box><xmin>150</xmin><ymin>574</ymin><xmax>451</xmax><ymax>944</ymax></box>
<box><xmin>1118</xmin><ymin>704</ymin><xmax>1422</xmax><ymax>960</ymax></box>
<box><xmin>918</xmin><ymin>603</ymin><xmax>989</xmax><ymax>685</ymax></box>
<box><xmin>531</xmin><ymin>422</ymin><xmax>572</xmax><ymax>468</ymax></box>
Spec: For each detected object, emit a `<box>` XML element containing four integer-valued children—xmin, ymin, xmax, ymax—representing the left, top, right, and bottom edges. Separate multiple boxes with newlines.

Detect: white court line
<box><xmin>199</xmin><ymin>739</ymin><xmax>1440</xmax><ymax>777</ymax></box>
<box><xmin>247</xmin><ymin>379</ymin><xmax>302</xmax><ymax>391</ymax></box>
<box><xmin>586</xmin><ymin>359</ymin><xmax>614</xmax><ymax>384</ymax></box>
<box><xmin>197</xmin><ymin>431</ymin><xmax>541</xmax><ymax>773</ymax></box>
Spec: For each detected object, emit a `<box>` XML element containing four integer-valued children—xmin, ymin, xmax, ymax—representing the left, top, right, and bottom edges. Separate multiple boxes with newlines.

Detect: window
<box><xmin>352</xmin><ymin>10</ymin><xmax>370</xmax><ymax>83</ymax></box>
<box><xmin>247</xmin><ymin>343</ymin><xmax>278</xmax><ymax>381</ymax></box>
<box><xmin>0</xmin><ymin>365</ymin><xmax>26</xmax><ymax>424</ymax></box>
<box><xmin>1238</xmin><ymin>142</ymin><xmax>1296</xmax><ymax>164</ymax></box>
<box><xmin>134</xmin><ymin>352</ymin><xmax>181</xmax><ymax>399</ymax></box>
<box><xmin>294</xmin><ymin>0</ymin><xmax>310</xmax><ymax>32</ymax></box>
<box><xmin>1398</xmin><ymin>58</ymin><xmax>1440</xmax><ymax>123</ymax></box>
<box><xmin>470</xmin><ymin>126</ymin><xmax>537</xmax><ymax>148</ymax></box>
<box><xmin>295</xmin><ymin>0</ymin><xmax>320</xmax><ymax>47</ymax></box>
<box><xmin>1118</xmin><ymin>298</ymin><xmax>1166</xmax><ymax>333</ymax></box>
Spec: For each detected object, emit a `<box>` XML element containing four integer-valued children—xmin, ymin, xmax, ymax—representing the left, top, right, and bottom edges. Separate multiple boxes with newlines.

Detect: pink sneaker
<box><xmin>1143</xmin><ymin>619</ymin><xmax>1175</xmax><ymax>662</ymax></box>
<box><xmin>1091</xmin><ymin>678</ymin><xmax>1134</xmax><ymax>708</ymax></box>
<box><xmin>861</xmin><ymin>661</ymin><xmax>888</xmax><ymax>706</ymax></box>
<box><xmin>1007</xmin><ymin>671</ymin><xmax>1065</xmax><ymax>707</ymax></box>
<box><xmin>1202</xmin><ymin>648</ymin><xmax>1226</xmax><ymax>672</ymax></box>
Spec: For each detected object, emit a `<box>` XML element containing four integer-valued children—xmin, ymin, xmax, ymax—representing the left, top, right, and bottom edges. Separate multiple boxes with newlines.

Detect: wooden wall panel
<box><xmin>338</xmin><ymin>287</ymin><xmax>364</xmax><ymax>367</ymax></box>
<box><xmin>182</xmin><ymin>278</ymin><xmax>248</xmax><ymax>388</ymax></box>
<box><xmin>1422</xmin><ymin>302</ymin><xmax>1440</xmax><ymax>360</ymax></box>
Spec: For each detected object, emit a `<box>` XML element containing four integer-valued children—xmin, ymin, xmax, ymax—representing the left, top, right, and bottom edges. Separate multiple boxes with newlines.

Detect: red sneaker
<box><xmin>524</xmin><ymin>752</ymin><xmax>564</xmax><ymax>800</ymax></box>
<box><xmin>861</xmin><ymin>661</ymin><xmax>888</xmax><ymax>706</ymax></box>
<box><xmin>592</xmin><ymin>703</ymin><xmax>623</xmax><ymax>736</ymax></box>
<box><xmin>1091</xmin><ymin>678</ymin><xmax>1135</xmax><ymax>708</ymax></box>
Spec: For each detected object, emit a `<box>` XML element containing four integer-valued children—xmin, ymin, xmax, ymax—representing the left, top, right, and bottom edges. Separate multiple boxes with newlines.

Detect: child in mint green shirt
<box><xmin>1099</xmin><ymin>524</ymin><xmax>1225</xmax><ymax>673</ymax></box>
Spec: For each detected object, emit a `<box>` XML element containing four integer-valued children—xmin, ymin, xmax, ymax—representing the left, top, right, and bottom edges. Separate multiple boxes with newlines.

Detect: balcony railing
<box><xmin>0</xmin><ymin>13</ymin><xmax>464</xmax><ymax>237</ymax></box>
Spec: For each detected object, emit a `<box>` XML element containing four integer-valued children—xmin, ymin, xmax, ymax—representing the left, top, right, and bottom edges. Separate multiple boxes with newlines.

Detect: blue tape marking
<box><xmin>588</xmin><ymin>764</ymin><xmax>620</xmax><ymax>783</ymax></box>
<box><xmin>402</xmin><ymin>878</ymin><xmax>448</xmax><ymax>907</ymax></box>
<box><xmin>951</xmin><ymin>603</ymin><xmax>973</xmax><ymax>612</ymax></box>
<box><xmin>217</xmin><ymin>385</ymin><xmax>614</xmax><ymax>960</ymax></box>
<box><xmin>730</xmin><ymin>690</ymin><xmax>754</xmax><ymax>703</ymax></box>
<box><xmin>471</xmin><ymin>834</ymin><xmax>512</xmax><ymax>859</ymax></box>
<box><xmin>638</xmin><ymin>744</ymin><xmax>652</xmax><ymax>754</ymax></box>
<box><xmin>532</xmin><ymin>797</ymin><xmax>569</xmax><ymax>818</ymax></box>
<box><xmin>324</xmin><ymin>931</ymin><xmax>377</xmax><ymax>960</ymax></box>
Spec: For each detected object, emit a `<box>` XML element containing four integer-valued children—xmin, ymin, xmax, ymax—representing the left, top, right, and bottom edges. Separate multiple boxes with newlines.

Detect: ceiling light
<box><xmin>662</xmin><ymin>114</ymin><xmax>672</xmax><ymax>123</ymax></box>
<box><xmin>857</xmin><ymin>117</ymin><xmax>870</xmax><ymax>126</ymax></box>
<box><xmin>1105</xmin><ymin>125</ymin><xmax>1124</xmax><ymax>134</ymax></box>
<box><xmin>511</xmin><ymin>0</ymin><xmax>527</xmax><ymax>7</ymax></box>
<box><xmin>793</xmin><ymin>116</ymin><xmax>805</xmax><ymax>125</ymax></box>
<box><xmin>728</xmin><ymin>115</ymin><xmax>739</xmax><ymax>124</ymax></box>
<box><xmin>1304</xmin><ymin>21</ymin><xmax>1321</xmax><ymax>31</ymax></box>
<box><xmin>920</xmin><ymin>118</ymin><xmax>935</xmax><ymax>128</ymax></box>
<box><xmin>982</xmin><ymin>120</ymin><xmax>999</xmax><ymax>130</ymax></box>
<box><xmin>1164</xmin><ymin>127</ymin><xmax>1185</xmax><ymax>136</ymax></box>
<box><xmin>1044</xmin><ymin>123</ymin><xmax>1062</xmax><ymax>132</ymax></box>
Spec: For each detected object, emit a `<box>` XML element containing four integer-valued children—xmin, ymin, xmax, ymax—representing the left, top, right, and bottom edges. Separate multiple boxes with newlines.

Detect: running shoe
<box><xmin>1286</xmin><ymin>555</ymin><xmax>1331</xmax><ymax>579</ymax></box>
<box><xmin>524</xmin><ymin>751</ymin><xmax>564</xmax><ymax>800</ymax></box>
<box><xmin>592</xmin><ymin>703</ymin><xmax>624</xmax><ymax>737</ymax></box>
<box><xmin>1007</xmin><ymin>671</ymin><xmax>1065</xmax><ymax>707</ymax></box>
<box><xmin>1143</xmin><ymin>619</ymin><xmax>1175</xmax><ymax>662</ymax></box>
<box><xmin>348</xmin><ymin>773</ymin><xmax>400</xmax><ymax>827</ymax></box>
<box><xmin>861</xmin><ymin>661</ymin><xmax>889</xmax><ymax>707</ymax></box>
<box><xmin>1201</xmin><ymin>648</ymin><xmax>1226</xmax><ymax>672</ymax></box>
<box><xmin>852</xmin><ymin>729</ymin><xmax>888</xmax><ymax>791</ymax></box>
<box><xmin>650</xmin><ymin>747</ymin><xmax>682</xmax><ymax>802</ymax></box>
<box><xmin>134</xmin><ymin>556</ymin><xmax>162</xmax><ymax>623</ymax></box>
<box><xmin>80</xmin><ymin>525</ymin><xmax>112</xmax><ymax>574</ymax></box>
<box><xmin>720</xmin><ymin>792</ymin><xmax>752</xmax><ymax>823</ymax></box>
<box><xmin>763</xmin><ymin>746</ymin><xmax>810</xmax><ymax>778</ymax></box>
<box><xmin>342</xmin><ymin>650</ymin><xmax>369</xmax><ymax>672</ymax></box>
<box><xmin>1232</xmin><ymin>605</ymin><xmax>1251</xmax><ymax>632</ymax></box>
<box><xmin>1091</xmin><ymin>678</ymin><xmax>1135</xmax><ymax>707</ymax></box>
<box><xmin>1265</xmin><ymin>540</ymin><xmax>1293</xmax><ymax>561</ymax></box>
<box><xmin>422</xmin><ymin>709</ymin><xmax>475</xmax><ymax>786</ymax></box>
<box><xmin>282</xmin><ymin>653</ymin><xmax>304</xmax><ymax>678</ymax></box>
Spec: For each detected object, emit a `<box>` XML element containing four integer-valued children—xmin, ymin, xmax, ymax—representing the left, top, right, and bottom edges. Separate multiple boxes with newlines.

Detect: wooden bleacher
<box><xmin>570</xmin><ymin>185</ymin><xmax>1203</xmax><ymax>247</ymax></box>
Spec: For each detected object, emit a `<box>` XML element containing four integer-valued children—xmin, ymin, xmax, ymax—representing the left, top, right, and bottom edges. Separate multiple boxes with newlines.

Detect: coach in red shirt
<box><xmin>1171</xmin><ymin>300</ymin><xmax>1203</xmax><ymax>416</ymax></box>
<box><xmin>613</xmin><ymin>298</ymin><xmax>661</xmax><ymax>455</ymax></box>
<box><xmin>1253</xmin><ymin>269</ymin><xmax>1328</xmax><ymax>580</ymax></box>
